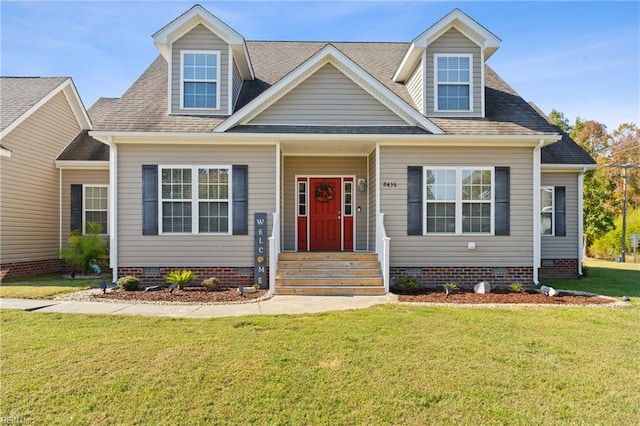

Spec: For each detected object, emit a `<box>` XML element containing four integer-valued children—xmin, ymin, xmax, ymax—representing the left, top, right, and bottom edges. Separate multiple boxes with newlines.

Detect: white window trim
<box><xmin>433</xmin><ymin>53</ymin><xmax>473</xmax><ymax>113</ymax></box>
<box><xmin>540</xmin><ymin>186</ymin><xmax>555</xmax><ymax>236</ymax></box>
<box><xmin>82</xmin><ymin>184</ymin><xmax>109</xmax><ymax>235</ymax></box>
<box><xmin>158</xmin><ymin>165</ymin><xmax>232</xmax><ymax>235</ymax></box>
<box><xmin>180</xmin><ymin>50</ymin><xmax>221</xmax><ymax>110</ymax></box>
<box><xmin>423</xmin><ymin>166</ymin><xmax>494</xmax><ymax>235</ymax></box>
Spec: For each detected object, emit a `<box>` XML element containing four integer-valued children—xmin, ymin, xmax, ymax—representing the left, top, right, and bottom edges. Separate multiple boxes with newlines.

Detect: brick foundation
<box><xmin>538</xmin><ymin>259</ymin><xmax>579</xmax><ymax>279</ymax></box>
<box><xmin>0</xmin><ymin>259</ymin><xmax>63</xmax><ymax>281</ymax></box>
<box><xmin>389</xmin><ymin>266</ymin><xmax>534</xmax><ymax>290</ymax></box>
<box><xmin>117</xmin><ymin>266</ymin><xmax>267</xmax><ymax>288</ymax></box>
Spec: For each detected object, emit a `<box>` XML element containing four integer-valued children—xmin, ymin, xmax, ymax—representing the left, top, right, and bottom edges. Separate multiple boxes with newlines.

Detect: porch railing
<box><xmin>268</xmin><ymin>212</ymin><xmax>280</xmax><ymax>294</ymax></box>
<box><xmin>377</xmin><ymin>212</ymin><xmax>391</xmax><ymax>292</ymax></box>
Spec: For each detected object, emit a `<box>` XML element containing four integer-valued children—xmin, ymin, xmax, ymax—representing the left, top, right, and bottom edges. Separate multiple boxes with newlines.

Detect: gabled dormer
<box><xmin>393</xmin><ymin>9</ymin><xmax>501</xmax><ymax>118</ymax></box>
<box><xmin>152</xmin><ymin>4</ymin><xmax>253</xmax><ymax>116</ymax></box>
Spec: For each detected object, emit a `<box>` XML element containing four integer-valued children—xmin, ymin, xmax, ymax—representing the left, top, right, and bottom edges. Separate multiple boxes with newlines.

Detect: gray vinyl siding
<box><xmin>231</xmin><ymin>58</ymin><xmax>243</xmax><ymax>111</ymax></box>
<box><xmin>61</xmin><ymin>169</ymin><xmax>109</xmax><ymax>243</ymax></box>
<box><xmin>116</xmin><ymin>143</ymin><xmax>277</xmax><ymax>267</ymax></box>
<box><xmin>282</xmin><ymin>156</ymin><xmax>369</xmax><ymax>251</ymax></box>
<box><xmin>171</xmin><ymin>24</ymin><xmax>229</xmax><ymax>115</ymax></box>
<box><xmin>0</xmin><ymin>91</ymin><xmax>81</xmax><ymax>263</ymax></box>
<box><xmin>426</xmin><ymin>28</ymin><xmax>482</xmax><ymax>116</ymax></box>
<box><xmin>380</xmin><ymin>146</ymin><xmax>533</xmax><ymax>267</ymax></box>
<box><xmin>250</xmin><ymin>64</ymin><xmax>406</xmax><ymax>126</ymax></box>
<box><xmin>541</xmin><ymin>172</ymin><xmax>579</xmax><ymax>259</ymax></box>
<box><xmin>406</xmin><ymin>59</ymin><xmax>424</xmax><ymax>114</ymax></box>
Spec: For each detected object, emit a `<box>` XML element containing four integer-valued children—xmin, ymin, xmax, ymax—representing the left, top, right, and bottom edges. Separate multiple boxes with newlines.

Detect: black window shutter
<box><xmin>494</xmin><ymin>167</ymin><xmax>510</xmax><ymax>236</ymax></box>
<box><xmin>142</xmin><ymin>165</ymin><xmax>158</xmax><ymax>235</ymax></box>
<box><xmin>554</xmin><ymin>186</ymin><xmax>566</xmax><ymax>236</ymax></box>
<box><xmin>407</xmin><ymin>166</ymin><xmax>423</xmax><ymax>235</ymax></box>
<box><xmin>70</xmin><ymin>184</ymin><xmax>82</xmax><ymax>232</ymax></box>
<box><xmin>232</xmin><ymin>165</ymin><xmax>248</xmax><ymax>235</ymax></box>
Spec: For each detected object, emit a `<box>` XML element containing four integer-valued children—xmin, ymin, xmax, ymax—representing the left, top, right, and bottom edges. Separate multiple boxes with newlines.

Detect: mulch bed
<box><xmin>93</xmin><ymin>286</ymin><xmax>268</xmax><ymax>304</ymax></box>
<box><xmin>397</xmin><ymin>290</ymin><xmax>614</xmax><ymax>305</ymax></box>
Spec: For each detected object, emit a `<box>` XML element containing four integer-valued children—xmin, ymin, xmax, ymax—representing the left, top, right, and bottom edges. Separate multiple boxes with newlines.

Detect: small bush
<box><xmin>58</xmin><ymin>222</ymin><xmax>108</xmax><ymax>274</ymax></box>
<box><xmin>391</xmin><ymin>276</ymin><xmax>421</xmax><ymax>294</ymax></box>
<box><xmin>117</xmin><ymin>275</ymin><xmax>140</xmax><ymax>291</ymax></box>
<box><xmin>508</xmin><ymin>282</ymin><xmax>524</xmax><ymax>293</ymax></box>
<box><xmin>202</xmin><ymin>277</ymin><xmax>221</xmax><ymax>291</ymax></box>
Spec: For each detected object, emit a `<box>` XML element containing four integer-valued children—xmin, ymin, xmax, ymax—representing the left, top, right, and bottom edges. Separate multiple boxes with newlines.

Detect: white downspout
<box><xmin>532</xmin><ymin>139</ymin><xmax>544</xmax><ymax>285</ymax></box>
<box><xmin>104</xmin><ymin>136</ymin><xmax>118</xmax><ymax>283</ymax></box>
<box><xmin>578</xmin><ymin>168</ymin><xmax>586</xmax><ymax>276</ymax></box>
<box><xmin>59</xmin><ymin>169</ymin><xmax>63</xmax><ymax>255</ymax></box>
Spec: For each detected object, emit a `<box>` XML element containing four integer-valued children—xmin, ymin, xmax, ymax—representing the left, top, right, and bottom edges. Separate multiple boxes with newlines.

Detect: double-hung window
<box><xmin>181</xmin><ymin>51</ymin><xmax>219</xmax><ymax>109</ymax></box>
<box><xmin>424</xmin><ymin>167</ymin><xmax>493</xmax><ymax>234</ymax></box>
<box><xmin>160</xmin><ymin>166</ymin><xmax>230</xmax><ymax>234</ymax></box>
<box><xmin>435</xmin><ymin>54</ymin><xmax>472</xmax><ymax>111</ymax></box>
<box><xmin>540</xmin><ymin>187</ymin><xmax>554</xmax><ymax>236</ymax></box>
<box><xmin>84</xmin><ymin>185</ymin><xmax>108</xmax><ymax>235</ymax></box>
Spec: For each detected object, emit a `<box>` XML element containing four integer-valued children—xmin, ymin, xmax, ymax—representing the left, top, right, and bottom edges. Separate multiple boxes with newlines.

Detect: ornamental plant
<box><xmin>117</xmin><ymin>275</ymin><xmax>140</xmax><ymax>291</ymax></box>
<box><xmin>165</xmin><ymin>269</ymin><xmax>197</xmax><ymax>290</ymax></box>
<box><xmin>508</xmin><ymin>282</ymin><xmax>524</xmax><ymax>293</ymax></box>
<box><xmin>58</xmin><ymin>222</ymin><xmax>108</xmax><ymax>274</ymax></box>
<box><xmin>202</xmin><ymin>277</ymin><xmax>221</xmax><ymax>291</ymax></box>
<box><xmin>390</xmin><ymin>276</ymin><xmax>421</xmax><ymax>294</ymax></box>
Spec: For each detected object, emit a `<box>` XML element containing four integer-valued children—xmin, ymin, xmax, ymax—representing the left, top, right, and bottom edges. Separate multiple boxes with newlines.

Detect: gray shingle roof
<box><xmin>228</xmin><ymin>125</ymin><xmax>430</xmax><ymax>134</ymax></box>
<box><xmin>0</xmin><ymin>77</ymin><xmax>68</xmax><ymax>131</ymax></box>
<box><xmin>89</xmin><ymin>41</ymin><xmax>592</xmax><ymax>165</ymax></box>
<box><xmin>57</xmin><ymin>130</ymin><xmax>109</xmax><ymax>161</ymax></box>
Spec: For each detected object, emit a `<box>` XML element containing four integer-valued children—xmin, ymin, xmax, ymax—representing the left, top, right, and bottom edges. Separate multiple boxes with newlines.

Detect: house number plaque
<box><xmin>254</xmin><ymin>213</ymin><xmax>268</xmax><ymax>288</ymax></box>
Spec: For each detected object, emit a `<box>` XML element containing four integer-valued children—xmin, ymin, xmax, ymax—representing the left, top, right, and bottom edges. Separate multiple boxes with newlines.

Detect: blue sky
<box><xmin>1</xmin><ymin>1</ymin><xmax>638</xmax><ymax>130</ymax></box>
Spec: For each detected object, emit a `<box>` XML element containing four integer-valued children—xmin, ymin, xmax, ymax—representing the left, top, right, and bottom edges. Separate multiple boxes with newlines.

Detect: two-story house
<box><xmin>57</xmin><ymin>5</ymin><xmax>595</xmax><ymax>294</ymax></box>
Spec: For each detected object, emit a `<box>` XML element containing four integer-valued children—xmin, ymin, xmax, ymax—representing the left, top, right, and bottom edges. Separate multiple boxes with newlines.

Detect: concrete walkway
<box><xmin>0</xmin><ymin>295</ymin><xmax>393</xmax><ymax>318</ymax></box>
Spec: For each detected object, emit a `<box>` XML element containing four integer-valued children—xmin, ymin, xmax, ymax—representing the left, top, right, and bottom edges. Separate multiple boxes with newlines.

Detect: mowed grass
<box><xmin>0</xmin><ymin>274</ymin><xmax>105</xmax><ymax>299</ymax></box>
<box><xmin>541</xmin><ymin>259</ymin><xmax>640</xmax><ymax>298</ymax></box>
<box><xmin>2</xmin><ymin>302</ymin><xmax>639</xmax><ymax>424</ymax></box>
<box><xmin>2</xmin><ymin>261</ymin><xmax>639</xmax><ymax>424</ymax></box>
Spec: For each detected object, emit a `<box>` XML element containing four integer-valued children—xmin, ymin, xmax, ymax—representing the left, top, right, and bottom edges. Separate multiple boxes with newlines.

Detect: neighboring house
<box><xmin>0</xmin><ymin>77</ymin><xmax>98</xmax><ymax>280</ymax></box>
<box><xmin>23</xmin><ymin>5</ymin><xmax>597</xmax><ymax>292</ymax></box>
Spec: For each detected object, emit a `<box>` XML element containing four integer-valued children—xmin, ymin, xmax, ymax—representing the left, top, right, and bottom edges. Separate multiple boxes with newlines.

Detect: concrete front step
<box><xmin>275</xmin><ymin>252</ymin><xmax>384</xmax><ymax>296</ymax></box>
<box><xmin>275</xmin><ymin>286</ymin><xmax>386</xmax><ymax>296</ymax></box>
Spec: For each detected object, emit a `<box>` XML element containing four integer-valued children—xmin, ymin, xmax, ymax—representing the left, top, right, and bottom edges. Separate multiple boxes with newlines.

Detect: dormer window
<box><xmin>435</xmin><ymin>54</ymin><xmax>472</xmax><ymax>112</ymax></box>
<box><xmin>181</xmin><ymin>51</ymin><xmax>220</xmax><ymax>109</ymax></box>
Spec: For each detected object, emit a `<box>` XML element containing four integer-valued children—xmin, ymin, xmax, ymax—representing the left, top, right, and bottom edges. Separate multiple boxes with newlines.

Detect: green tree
<box><xmin>549</xmin><ymin>109</ymin><xmax>571</xmax><ymax>133</ymax></box>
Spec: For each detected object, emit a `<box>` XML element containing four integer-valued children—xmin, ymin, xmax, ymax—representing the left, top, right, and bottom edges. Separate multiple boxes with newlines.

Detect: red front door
<box><xmin>309</xmin><ymin>177</ymin><xmax>342</xmax><ymax>251</ymax></box>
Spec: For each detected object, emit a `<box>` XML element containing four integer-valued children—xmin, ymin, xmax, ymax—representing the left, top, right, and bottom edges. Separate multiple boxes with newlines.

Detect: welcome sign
<box><xmin>254</xmin><ymin>213</ymin><xmax>268</xmax><ymax>288</ymax></box>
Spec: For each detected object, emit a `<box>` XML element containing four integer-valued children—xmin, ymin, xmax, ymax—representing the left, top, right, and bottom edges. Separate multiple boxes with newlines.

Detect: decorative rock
<box><xmin>622</xmin><ymin>296</ymin><xmax>630</xmax><ymax>302</ymax></box>
<box><xmin>539</xmin><ymin>285</ymin><xmax>557</xmax><ymax>296</ymax></box>
<box><xmin>243</xmin><ymin>286</ymin><xmax>258</xmax><ymax>294</ymax></box>
<box><xmin>474</xmin><ymin>281</ymin><xmax>491</xmax><ymax>294</ymax></box>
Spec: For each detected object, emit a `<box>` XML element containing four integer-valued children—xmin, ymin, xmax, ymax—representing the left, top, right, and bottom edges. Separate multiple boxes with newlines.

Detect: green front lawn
<box><xmin>2</xmin><ymin>302</ymin><xmax>639</xmax><ymax>424</ymax></box>
<box><xmin>0</xmin><ymin>274</ymin><xmax>106</xmax><ymax>299</ymax></box>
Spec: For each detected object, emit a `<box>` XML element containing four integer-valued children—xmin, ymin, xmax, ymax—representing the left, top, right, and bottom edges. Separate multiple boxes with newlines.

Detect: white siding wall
<box><xmin>116</xmin><ymin>144</ymin><xmax>277</xmax><ymax>267</ymax></box>
<box><xmin>426</xmin><ymin>28</ymin><xmax>482</xmax><ymax>116</ymax></box>
<box><xmin>282</xmin><ymin>156</ymin><xmax>369</xmax><ymax>251</ymax></box>
<box><xmin>171</xmin><ymin>24</ymin><xmax>229</xmax><ymax>115</ymax></box>
<box><xmin>541</xmin><ymin>172</ymin><xmax>579</xmax><ymax>259</ymax></box>
<box><xmin>250</xmin><ymin>64</ymin><xmax>406</xmax><ymax>126</ymax></box>
<box><xmin>380</xmin><ymin>146</ymin><xmax>533</xmax><ymax>267</ymax></box>
<box><xmin>406</xmin><ymin>59</ymin><xmax>424</xmax><ymax>114</ymax></box>
<box><xmin>0</xmin><ymin>92</ymin><xmax>81</xmax><ymax>263</ymax></box>
<box><xmin>61</xmin><ymin>169</ymin><xmax>109</xmax><ymax>243</ymax></box>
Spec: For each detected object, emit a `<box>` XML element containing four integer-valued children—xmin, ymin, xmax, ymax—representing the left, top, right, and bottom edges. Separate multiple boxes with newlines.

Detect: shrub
<box><xmin>508</xmin><ymin>282</ymin><xmax>524</xmax><ymax>293</ymax></box>
<box><xmin>58</xmin><ymin>222</ymin><xmax>108</xmax><ymax>274</ymax></box>
<box><xmin>202</xmin><ymin>277</ymin><xmax>221</xmax><ymax>291</ymax></box>
<box><xmin>165</xmin><ymin>269</ymin><xmax>196</xmax><ymax>290</ymax></box>
<box><xmin>117</xmin><ymin>275</ymin><xmax>140</xmax><ymax>291</ymax></box>
<box><xmin>391</xmin><ymin>276</ymin><xmax>421</xmax><ymax>294</ymax></box>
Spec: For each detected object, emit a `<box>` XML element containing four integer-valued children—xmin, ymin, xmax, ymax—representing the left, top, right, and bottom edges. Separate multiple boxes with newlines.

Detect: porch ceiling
<box><xmin>280</xmin><ymin>139</ymin><xmax>376</xmax><ymax>155</ymax></box>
